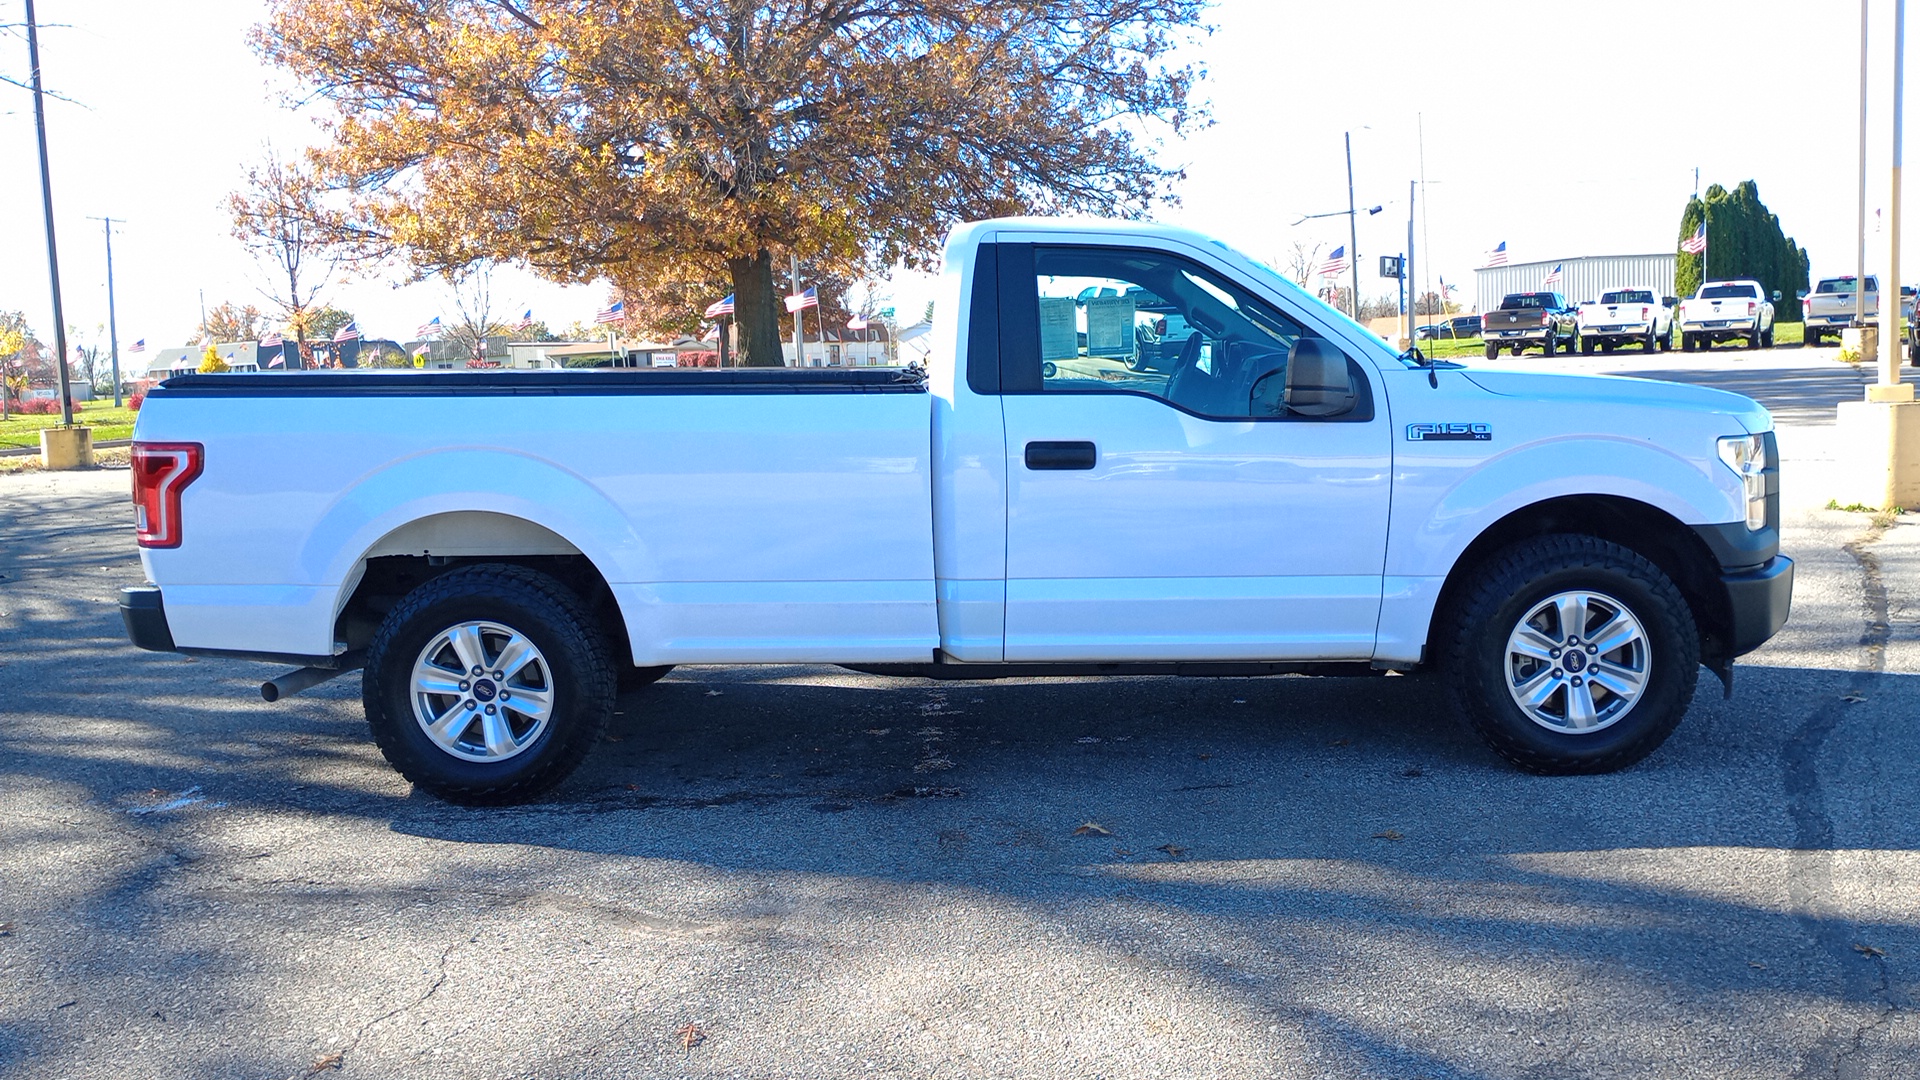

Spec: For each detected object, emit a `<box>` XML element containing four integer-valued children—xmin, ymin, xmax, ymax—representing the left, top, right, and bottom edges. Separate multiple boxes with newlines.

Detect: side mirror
<box><xmin>1663</xmin><ymin>296</ymin><xmax>1678</xmax><ymax>307</ymax></box>
<box><xmin>1771</xmin><ymin>290</ymin><xmax>1783</xmax><ymax>302</ymax></box>
<box><xmin>1278</xmin><ymin>339</ymin><xmax>1356</xmax><ymax>418</ymax></box>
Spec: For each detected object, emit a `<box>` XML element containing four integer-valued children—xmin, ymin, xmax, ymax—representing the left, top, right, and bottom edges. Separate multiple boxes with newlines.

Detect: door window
<box><xmin>1029</xmin><ymin>246</ymin><xmax>1361</xmax><ymax>420</ymax></box>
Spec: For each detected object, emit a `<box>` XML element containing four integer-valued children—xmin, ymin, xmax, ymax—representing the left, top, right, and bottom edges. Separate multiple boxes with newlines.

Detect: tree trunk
<box><xmin>728</xmin><ymin>249</ymin><xmax>786</xmax><ymax>367</ymax></box>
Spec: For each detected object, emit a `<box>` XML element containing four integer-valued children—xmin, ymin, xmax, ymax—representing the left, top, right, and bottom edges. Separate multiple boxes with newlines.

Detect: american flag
<box><xmin>128</xmin><ymin>338</ymin><xmax>145</xmax><ymax>353</ymax></box>
<box><xmin>416</xmin><ymin>316</ymin><xmax>442</xmax><ymax>339</ymax></box>
<box><xmin>1317</xmin><ymin>246</ymin><xmax>1349</xmax><ymax>278</ymax></box>
<box><xmin>1485</xmin><ymin>241</ymin><xmax>1508</xmax><ymax>267</ymax></box>
<box><xmin>704</xmin><ymin>294</ymin><xmax>735</xmax><ymax>319</ymax></box>
<box><xmin>595</xmin><ymin>300</ymin><xmax>625</xmax><ymax>324</ymax></box>
<box><xmin>515</xmin><ymin>309</ymin><xmax>534</xmax><ymax>332</ymax></box>
<box><xmin>847</xmin><ymin>313</ymin><xmax>869</xmax><ymax>331</ymax></box>
<box><xmin>784</xmin><ymin>287</ymin><xmax>818</xmax><ymax>313</ymax></box>
<box><xmin>1543</xmin><ymin>265</ymin><xmax>1563</xmax><ymax>287</ymax></box>
<box><xmin>1439</xmin><ymin>277</ymin><xmax>1456</xmax><ymax>301</ymax></box>
<box><xmin>1680</xmin><ymin>223</ymin><xmax>1707</xmax><ymax>255</ymax></box>
<box><xmin>267</xmin><ymin>348</ymin><xmax>287</xmax><ymax>369</ymax></box>
<box><xmin>332</xmin><ymin>321</ymin><xmax>360</xmax><ymax>342</ymax></box>
<box><xmin>260</xmin><ymin>332</ymin><xmax>283</xmax><ymax>348</ymax></box>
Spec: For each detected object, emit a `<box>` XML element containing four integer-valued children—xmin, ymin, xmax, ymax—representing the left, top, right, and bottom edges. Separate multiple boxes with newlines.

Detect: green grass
<box><xmin>0</xmin><ymin>401</ymin><xmax>139</xmax><ymax>449</ymax></box>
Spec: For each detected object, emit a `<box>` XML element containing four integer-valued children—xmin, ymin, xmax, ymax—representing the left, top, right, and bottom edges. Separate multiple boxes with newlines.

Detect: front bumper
<box><xmin>120</xmin><ymin>585</ymin><xmax>176</xmax><ymax>652</ymax></box>
<box><xmin>1721</xmin><ymin>556</ymin><xmax>1794</xmax><ymax>657</ymax></box>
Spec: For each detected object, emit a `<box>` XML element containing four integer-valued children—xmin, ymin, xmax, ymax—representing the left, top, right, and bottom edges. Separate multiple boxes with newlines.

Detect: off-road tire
<box><xmin>362</xmin><ymin>563</ymin><xmax>615</xmax><ymax>804</ymax></box>
<box><xmin>1485</xmin><ymin>342</ymin><xmax>1499</xmax><ymax>360</ymax></box>
<box><xmin>1582</xmin><ymin>338</ymin><xmax>1596</xmax><ymax>355</ymax></box>
<box><xmin>1443</xmin><ymin>534</ymin><xmax>1699</xmax><ymax>775</ymax></box>
<box><xmin>1543</xmin><ymin>332</ymin><xmax>1556</xmax><ymax>356</ymax></box>
<box><xmin>1762</xmin><ymin>326</ymin><xmax>1775</xmax><ymax>348</ymax></box>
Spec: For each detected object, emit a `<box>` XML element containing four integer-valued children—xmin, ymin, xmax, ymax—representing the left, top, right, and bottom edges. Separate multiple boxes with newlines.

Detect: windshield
<box><xmin>1219</xmin><ymin>243</ymin><xmax>1422</xmax><ymax>367</ymax></box>
<box><xmin>1700</xmin><ymin>284</ymin><xmax>1759</xmax><ymax>300</ymax></box>
<box><xmin>1599</xmin><ymin>290</ymin><xmax>1655</xmax><ymax>304</ymax></box>
<box><xmin>1815</xmin><ymin>277</ymin><xmax>1875</xmax><ymax>294</ymax></box>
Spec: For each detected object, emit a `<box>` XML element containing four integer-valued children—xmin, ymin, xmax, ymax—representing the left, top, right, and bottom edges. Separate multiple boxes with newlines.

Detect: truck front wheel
<box><xmin>361</xmin><ymin>563</ymin><xmax>616</xmax><ymax>804</ymax></box>
<box><xmin>1443</xmin><ymin>535</ymin><xmax>1699</xmax><ymax>775</ymax></box>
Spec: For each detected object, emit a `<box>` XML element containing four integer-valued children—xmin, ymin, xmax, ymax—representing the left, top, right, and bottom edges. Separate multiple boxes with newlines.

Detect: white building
<box><xmin>1475</xmin><ymin>254</ymin><xmax>1676</xmax><ymax>313</ymax></box>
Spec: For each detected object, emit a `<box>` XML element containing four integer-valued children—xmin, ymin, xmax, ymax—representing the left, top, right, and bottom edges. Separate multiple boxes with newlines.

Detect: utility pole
<box><xmin>89</xmin><ymin>217</ymin><xmax>124</xmax><ymax>406</ymax></box>
<box><xmin>1406</xmin><ymin>179</ymin><xmax>1417</xmax><ymax>347</ymax></box>
<box><xmin>1879</xmin><ymin>0</ymin><xmax>1906</xmax><ymax>387</ymax></box>
<box><xmin>1345</xmin><ymin>132</ymin><xmax>1361</xmax><ymax>320</ymax></box>
<box><xmin>1858</xmin><ymin>0</ymin><xmax>1871</xmax><ymax>328</ymax></box>
<box><xmin>25</xmin><ymin>0</ymin><xmax>73</xmax><ymax>427</ymax></box>
<box><xmin>789</xmin><ymin>255</ymin><xmax>805</xmax><ymax>366</ymax></box>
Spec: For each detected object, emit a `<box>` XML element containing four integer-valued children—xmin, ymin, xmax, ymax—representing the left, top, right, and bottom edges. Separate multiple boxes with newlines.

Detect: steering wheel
<box><xmin>1160</xmin><ymin>332</ymin><xmax>1208</xmax><ymax>409</ymax></box>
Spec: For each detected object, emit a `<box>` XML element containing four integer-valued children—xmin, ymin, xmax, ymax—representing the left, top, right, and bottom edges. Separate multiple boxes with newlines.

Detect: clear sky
<box><xmin>0</xmin><ymin>0</ymin><xmax>1913</xmax><ymax>359</ymax></box>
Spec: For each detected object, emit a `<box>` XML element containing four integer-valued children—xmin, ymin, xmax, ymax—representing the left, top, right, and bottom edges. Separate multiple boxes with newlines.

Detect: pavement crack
<box><xmin>1781</xmin><ymin>522</ymin><xmax>1895</xmax><ymax>1079</ymax></box>
<box><xmin>321</xmin><ymin>940</ymin><xmax>457</xmax><ymax>1075</ymax></box>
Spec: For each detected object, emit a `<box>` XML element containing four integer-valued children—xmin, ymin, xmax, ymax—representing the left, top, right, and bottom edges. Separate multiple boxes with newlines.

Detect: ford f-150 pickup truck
<box><xmin>1679</xmin><ymin>280</ymin><xmax>1778</xmax><ymax>351</ymax></box>
<box><xmin>1482</xmin><ymin>292</ymin><xmax>1577</xmax><ymax>359</ymax></box>
<box><xmin>1577</xmin><ymin>288</ymin><xmax>1675</xmax><ymax>353</ymax></box>
<box><xmin>122</xmin><ymin>218</ymin><xmax>1794</xmax><ymax>804</ymax></box>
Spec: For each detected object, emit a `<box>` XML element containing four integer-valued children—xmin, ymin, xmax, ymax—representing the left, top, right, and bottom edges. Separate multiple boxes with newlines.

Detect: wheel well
<box><xmin>333</xmin><ymin>517</ymin><xmax>631</xmax><ymax>666</ymax></box>
<box><xmin>1429</xmin><ymin>496</ymin><xmax>1732</xmax><ymax>668</ymax></box>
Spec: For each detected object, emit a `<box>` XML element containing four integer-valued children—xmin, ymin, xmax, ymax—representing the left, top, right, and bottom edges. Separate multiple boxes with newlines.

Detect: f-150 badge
<box><xmin>1406</xmin><ymin>422</ymin><xmax>1492</xmax><ymax>442</ymax></box>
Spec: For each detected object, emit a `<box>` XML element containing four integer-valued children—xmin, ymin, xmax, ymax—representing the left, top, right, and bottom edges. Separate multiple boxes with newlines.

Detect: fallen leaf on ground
<box><xmin>1841</xmin><ymin>694</ymin><xmax>1867</xmax><ymax>703</ymax></box>
<box><xmin>1329</xmin><ymin>738</ymin><xmax>1351</xmax><ymax>747</ymax></box>
<box><xmin>0</xmin><ymin>922</ymin><xmax>14</xmax><ymax>936</ymax></box>
<box><xmin>1232</xmin><ymin>698</ymin><xmax>1246</xmax><ymax>704</ymax></box>
<box><xmin>1196</xmin><ymin>753</ymin><xmax>1212</xmax><ymax>761</ymax></box>
<box><xmin>1371</xmin><ymin>830</ymin><xmax>1404</xmax><ymax>841</ymax></box>
<box><xmin>1113</xmin><ymin>847</ymin><xmax>1133</xmax><ymax>857</ymax></box>
<box><xmin>1748</xmin><ymin>961</ymin><xmax>1767</xmax><ymax>969</ymax></box>
<box><xmin>1853</xmin><ymin>942</ymin><xmax>1886</xmax><ymax>958</ymax></box>
<box><xmin>1157</xmin><ymin>844</ymin><xmax>1187</xmax><ymax>858</ymax></box>
<box><xmin>675</xmin><ymin>1022</ymin><xmax>705</xmax><ymax>1054</ymax></box>
<box><xmin>307</xmin><ymin>1053</ymin><xmax>344</xmax><ymax>1074</ymax></box>
<box><xmin>1073</xmin><ymin>821</ymin><xmax>1112</xmax><ymax>837</ymax></box>
<box><xmin>705</xmin><ymin>690</ymin><xmax>723</xmax><ymax>697</ymax></box>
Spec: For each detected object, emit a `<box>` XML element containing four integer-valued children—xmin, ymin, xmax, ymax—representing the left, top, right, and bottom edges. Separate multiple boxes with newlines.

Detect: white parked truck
<box><xmin>123</xmin><ymin>218</ymin><xmax>1794</xmax><ymax>803</ymax></box>
<box><xmin>1576</xmin><ymin>288</ymin><xmax>1675</xmax><ymax>353</ymax></box>
<box><xmin>1678</xmin><ymin>280</ymin><xmax>1777</xmax><ymax>351</ymax></box>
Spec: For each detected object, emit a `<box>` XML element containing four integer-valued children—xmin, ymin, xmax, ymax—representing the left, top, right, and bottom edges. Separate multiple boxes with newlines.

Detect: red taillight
<box><xmin>131</xmin><ymin>442</ymin><xmax>203</xmax><ymax>548</ymax></box>
<box><xmin>1641</xmin><ymin>306</ymin><xmax>1650</xmax><ymax>320</ymax></box>
<box><xmin>1748</xmin><ymin>301</ymin><xmax>1758</xmax><ymax>315</ymax></box>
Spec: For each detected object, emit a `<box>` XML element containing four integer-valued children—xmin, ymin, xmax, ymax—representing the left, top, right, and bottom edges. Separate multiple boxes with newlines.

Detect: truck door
<box><xmin>995</xmin><ymin>242</ymin><xmax>1392</xmax><ymax>662</ymax></box>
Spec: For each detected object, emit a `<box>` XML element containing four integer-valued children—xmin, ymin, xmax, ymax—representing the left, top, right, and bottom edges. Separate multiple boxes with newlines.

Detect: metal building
<box><xmin>1475</xmin><ymin>254</ymin><xmax>1676</xmax><ymax>313</ymax></box>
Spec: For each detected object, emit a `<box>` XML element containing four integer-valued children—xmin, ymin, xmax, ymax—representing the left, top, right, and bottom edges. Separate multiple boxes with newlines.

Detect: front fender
<box><xmin>1389</xmin><ymin>434</ymin><xmax>1742</xmax><ymax>579</ymax></box>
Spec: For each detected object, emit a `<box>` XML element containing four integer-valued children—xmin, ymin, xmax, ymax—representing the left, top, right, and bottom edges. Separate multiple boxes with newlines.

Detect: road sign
<box><xmin>1379</xmin><ymin>256</ymin><xmax>1404</xmax><ymax>280</ymax></box>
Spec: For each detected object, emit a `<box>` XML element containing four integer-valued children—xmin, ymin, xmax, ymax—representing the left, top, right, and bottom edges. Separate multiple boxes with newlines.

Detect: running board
<box><xmin>837</xmin><ymin>660</ymin><xmax>1381</xmax><ymax>681</ymax></box>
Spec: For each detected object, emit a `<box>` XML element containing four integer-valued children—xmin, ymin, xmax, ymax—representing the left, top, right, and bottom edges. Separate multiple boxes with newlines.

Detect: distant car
<box><xmin>1799</xmin><ymin>276</ymin><xmax>1914</xmax><ymax>345</ymax></box>
<box><xmin>1576</xmin><ymin>288</ymin><xmax>1675</xmax><ymax>353</ymax></box>
<box><xmin>1482</xmin><ymin>293</ymin><xmax>1576</xmax><ymax>358</ymax></box>
<box><xmin>1416</xmin><ymin>316</ymin><xmax>1481</xmax><ymax>341</ymax></box>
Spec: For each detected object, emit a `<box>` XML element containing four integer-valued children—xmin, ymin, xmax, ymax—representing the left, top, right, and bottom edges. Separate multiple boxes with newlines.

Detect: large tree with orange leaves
<box><xmin>253</xmin><ymin>0</ymin><xmax>1207</xmax><ymax>365</ymax></box>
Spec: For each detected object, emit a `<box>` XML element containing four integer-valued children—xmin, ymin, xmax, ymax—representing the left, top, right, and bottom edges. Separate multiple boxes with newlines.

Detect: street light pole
<box><xmin>90</xmin><ymin>217</ymin><xmax>124</xmax><ymax>407</ymax></box>
<box><xmin>1858</xmin><ymin>0</ymin><xmax>1871</xmax><ymax>330</ymax></box>
<box><xmin>25</xmin><ymin>0</ymin><xmax>73</xmax><ymax>427</ymax></box>
<box><xmin>1879</xmin><ymin>0</ymin><xmax>1905</xmax><ymax>387</ymax></box>
<box><xmin>1344</xmin><ymin>129</ymin><xmax>1359</xmax><ymax>315</ymax></box>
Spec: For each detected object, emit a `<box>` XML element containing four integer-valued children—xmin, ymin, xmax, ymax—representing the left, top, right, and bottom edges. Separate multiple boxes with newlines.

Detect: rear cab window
<box><xmin>1700</xmin><ymin>284</ymin><xmax>1759</xmax><ymax>300</ymax></box>
<box><xmin>1599</xmin><ymin>290</ymin><xmax>1655</xmax><ymax>305</ymax></box>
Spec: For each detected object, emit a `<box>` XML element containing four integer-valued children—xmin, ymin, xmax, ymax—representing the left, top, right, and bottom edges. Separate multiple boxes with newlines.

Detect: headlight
<box><xmin>1717</xmin><ymin>434</ymin><xmax>1768</xmax><ymax>530</ymax></box>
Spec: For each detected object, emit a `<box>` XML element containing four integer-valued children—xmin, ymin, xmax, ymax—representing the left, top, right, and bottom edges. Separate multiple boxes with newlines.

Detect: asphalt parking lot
<box><xmin>2</xmin><ymin>348</ymin><xmax>1917</xmax><ymax>1079</ymax></box>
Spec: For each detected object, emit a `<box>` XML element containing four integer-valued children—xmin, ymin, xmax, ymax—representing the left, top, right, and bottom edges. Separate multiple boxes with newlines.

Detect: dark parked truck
<box><xmin>1483</xmin><ymin>293</ymin><xmax>1577</xmax><ymax>358</ymax></box>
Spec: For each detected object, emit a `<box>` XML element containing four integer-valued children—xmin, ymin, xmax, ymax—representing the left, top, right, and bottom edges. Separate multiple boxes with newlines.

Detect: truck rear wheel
<box><xmin>1485</xmin><ymin>342</ymin><xmax>1498</xmax><ymax>360</ymax></box>
<box><xmin>1443</xmin><ymin>534</ymin><xmax>1698</xmax><ymax>775</ymax></box>
<box><xmin>1542</xmin><ymin>332</ymin><xmax>1556</xmax><ymax>356</ymax></box>
<box><xmin>362</xmin><ymin>563</ymin><xmax>615</xmax><ymax>804</ymax></box>
<box><xmin>1581</xmin><ymin>337</ymin><xmax>1595</xmax><ymax>355</ymax></box>
<box><xmin>1681</xmin><ymin>333</ymin><xmax>1694</xmax><ymax>352</ymax></box>
<box><xmin>1749</xmin><ymin>325</ymin><xmax>1763</xmax><ymax>349</ymax></box>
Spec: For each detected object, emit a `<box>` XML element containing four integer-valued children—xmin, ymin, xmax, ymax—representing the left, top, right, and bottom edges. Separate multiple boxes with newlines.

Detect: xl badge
<box><xmin>1407</xmin><ymin>422</ymin><xmax>1492</xmax><ymax>442</ymax></box>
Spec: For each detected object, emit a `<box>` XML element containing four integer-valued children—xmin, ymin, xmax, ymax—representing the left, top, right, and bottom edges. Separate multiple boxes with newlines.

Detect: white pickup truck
<box><xmin>1576</xmin><ymin>288</ymin><xmax>1675</xmax><ymax>353</ymax></box>
<box><xmin>1678</xmin><ymin>279</ymin><xmax>1778</xmax><ymax>351</ymax></box>
<box><xmin>122</xmin><ymin>218</ymin><xmax>1794</xmax><ymax>803</ymax></box>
